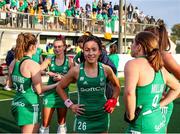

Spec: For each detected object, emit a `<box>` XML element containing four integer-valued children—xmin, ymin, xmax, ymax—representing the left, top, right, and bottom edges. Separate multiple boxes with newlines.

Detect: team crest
<box><xmin>80</xmin><ymin>77</ymin><xmax>84</xmax><ymax>81</ymax></box>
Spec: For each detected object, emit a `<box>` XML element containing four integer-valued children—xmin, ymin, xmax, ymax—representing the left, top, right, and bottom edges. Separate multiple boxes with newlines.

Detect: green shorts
<box><xmin>127</xmin><ymin>109</ymin><xmax>166</xmax><ymax>133</ymax></box>
<box><xmin>43</xmin><ymin>88</ymin><xmax>69</xmax><ymax>108</ymax></box>
<box><xmin>74</xmin><ymin>113</ymin><xmax>110</xmax><ymax>133</ymax></box>
<box><xmin>11</xmin><ymin>102</ymin><xmax>40</xmax><ymax>126</ymax></box>
<box><xmin>161</xmin><ymin>102</ymin><xmax>174</xmax><ymax>127</ymax></box>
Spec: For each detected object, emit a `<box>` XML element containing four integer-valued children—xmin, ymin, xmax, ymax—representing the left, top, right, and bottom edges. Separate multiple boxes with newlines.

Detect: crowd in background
<box><xmin>0</xmin><ymin>0</ymin><xmax>162</xmax><ymax>33</ymax></box>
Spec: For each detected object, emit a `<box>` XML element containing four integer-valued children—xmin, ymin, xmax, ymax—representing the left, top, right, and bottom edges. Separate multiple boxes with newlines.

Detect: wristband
<box><xmin>64</xmin><ymin>99</ymin><xmax>73</xmax><ymax>108</ymax></box>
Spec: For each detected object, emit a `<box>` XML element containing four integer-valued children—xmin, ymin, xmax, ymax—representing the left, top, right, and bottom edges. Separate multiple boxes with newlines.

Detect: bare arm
<box><xmin>104</xmin><ymin>64</ymin><xmax>120</xmax><ymax>99</ymax></box>
<box><xmin>123</xmin><ymin>60</ymin><xmax>139</xmax><ymax>120</ymax></box>
<box><xmin>162</xmin><ymin>52</ymin><xmax>180</xmax><ymax>80</ymax></box>
<box><xmin>160</xmin><ymin>68</ymin><xmax>180</xmax><ymax>107</ymax></box>
<box><xmin>8</xmin><ymin>60</ymin><xmax>16</xmax><ymax>87</ymax></box>
<box><xmin>56</xmin><ymin>66</ymin><xmax>85</xmax><ymax>115</ymax></box>
<box><xmin>40</xmin><ymin>58</ymin><xmax>51</xmax><ymax>71</ymax></box>
<box><xmin>31</xmin><ymin>61</ymin><xmax>57</xmax><ymax>94</ymax></box>
<box><xmin>56</xmin><ymin>66</ymin><xmax>78</xmax><ymax>101</ymax></box>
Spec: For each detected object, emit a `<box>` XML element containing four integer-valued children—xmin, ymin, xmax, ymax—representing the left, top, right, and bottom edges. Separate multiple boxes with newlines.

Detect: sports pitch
<box><xmin>0</xmin><ymin>79</ymin><xmax>180</xmax><ymax>133</ymax></box>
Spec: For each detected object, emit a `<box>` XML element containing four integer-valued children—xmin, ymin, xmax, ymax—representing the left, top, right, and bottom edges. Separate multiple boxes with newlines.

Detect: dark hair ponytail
<box><xmin>135</xmin><ymin>31</ymin><xmax>164</xmax><ymax>72</ymax></box>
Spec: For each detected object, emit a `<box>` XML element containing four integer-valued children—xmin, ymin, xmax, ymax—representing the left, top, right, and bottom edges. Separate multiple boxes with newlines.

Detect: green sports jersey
<box><xmin>74</xmin><ymin>63</ymin><xmax>110</xmax><ymax>133</ymax></box>
<box><xmin>32</xmin><ymin>48</ymin><xmax>42</xmax><ymax>63</ymax></box>
<box><xmin>43</xmin><ymin>56</ymin><xmax>70</xmax><ymax>108</ymax></box>
<box><xmin>127</xmin><ymin>70</ymin><xmax>166</xmax><ymax>133</ymax></box>
<box><xmin>11</xmin><ymin>56</ymin><xmax>40</xmax><ymax>126</ymax></box>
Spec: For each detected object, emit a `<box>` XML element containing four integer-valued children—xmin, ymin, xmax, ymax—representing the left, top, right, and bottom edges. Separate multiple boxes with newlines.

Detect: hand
<box><xmin>124</xmin><ymin>106</ymin><xmax>142</xmax><ymax>123</ymax></box>
<box><xmin>53</xmin><ymin>74</ymin><xmax>63</xmax><ymax>81</ymax></box>
<box><xmin>104</xmin><ymin>98</ymin><xmax>117</xmax><ymax>113</ymax></box>
<box><xmin>70</xmin><ymin>104</ymin><xmax>85</xmax><ymax>116</ymax></box>
<box><xmin>47</xmin><ymin>71</ymin><xmax>56</xmax><ymax>77</ymax></box>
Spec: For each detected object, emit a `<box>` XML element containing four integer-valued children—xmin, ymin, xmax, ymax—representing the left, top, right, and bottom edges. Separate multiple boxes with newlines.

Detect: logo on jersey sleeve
<box><xmin>100</xmin><ymin>77</ymin><xmax>105</xmax><ymax>86</ymax></box>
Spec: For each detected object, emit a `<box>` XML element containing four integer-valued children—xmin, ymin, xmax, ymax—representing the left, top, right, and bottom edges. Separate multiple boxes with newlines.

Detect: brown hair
<box><xmin>15</xmin><ymin>33</ymin><xmax>37</xmax><ymax>60</ymax></box>
<box><xmin>53</xmin><ymin>34</ymin><xmax>67</xmax><ymax>53</ymax></box>
<box><xmin>144</xmin><ymin>21</ymin><xmax>171</xmax><ymax>51</ymax></box>
<box><xmin>135</xmin><ymin>31</ymin><xmax>164</xmax><ymax>72</ymax></box>
<box><xmin>77</xmin><ymin>35</ymin><xmax>89</xmax><ymax>43</ymax></box>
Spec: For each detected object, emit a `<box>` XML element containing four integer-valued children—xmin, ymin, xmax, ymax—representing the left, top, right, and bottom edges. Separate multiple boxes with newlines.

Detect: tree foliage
<box><xmin>171</xmin><ymin>24</ymin><xmax>180</xmax><ymax>53</ymax></box>
<box><xmin>170</xmin><ymin>23</ymin><xmax>180</xmax><ymax>43</ymax></box>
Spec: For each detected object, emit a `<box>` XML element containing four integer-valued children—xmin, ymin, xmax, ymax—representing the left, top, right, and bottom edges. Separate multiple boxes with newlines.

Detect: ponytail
<box><xmin>15</xmin><ymin>33</ymin><xmax>37</xmax><ymax>60</ymax></box>
<box><xmin>135</xmin><ymin>31</ymin><xmax>164</xmax><ymax>72</ymax></box>
<box><xmin>15</xmin><ymin>33</ymin><xmax>25</xmax><ymax>60</ymax></box>
<box><xmin>158</xmin><ymin>24</ymin><xmax>171</xmax><ymax>51</ymax></box>
<box><xmin>147</xmin><ymin>48</ymin><xmax>164</xmax><ymax>72</ymax></box>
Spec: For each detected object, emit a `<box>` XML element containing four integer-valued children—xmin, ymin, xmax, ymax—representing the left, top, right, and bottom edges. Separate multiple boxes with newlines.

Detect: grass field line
<box><xmin>0</xmin><ymin>90</ymin><xmax>78</xmax><ymax>102</ymax></box>
<box><xmin>0</xmin><ymin>86</ymin><xmax>124</xmax><ymax>102</ymax></box>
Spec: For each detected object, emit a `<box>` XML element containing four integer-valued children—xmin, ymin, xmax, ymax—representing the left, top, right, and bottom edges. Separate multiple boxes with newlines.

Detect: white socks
<box><xmin>39</xmin><ymin>126</ymin><xmax>49</xmax><ymax>134</ymax></box>
<box><xmin>57</xmin><ymin>123</ymin><xmax>67</xmax><ymax>134</ymax></box>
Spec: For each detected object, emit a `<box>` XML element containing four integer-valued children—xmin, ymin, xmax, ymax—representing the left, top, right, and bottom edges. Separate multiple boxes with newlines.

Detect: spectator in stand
<box><xmin>65</xmin><ymin>7</ymin><xmax>72</xmax><ymax>31</ymax></box>
<box><xmin>127</xmin><ymin>3</ymin><xmax>133</xmax><ymax>21</ymax></box>
<box><xmin>96</xmin><ymin>10</ymin><xmax>103</xmax><ymax>33</ymax></box>
<box><xmin>53</xmin><ymin>4</ymin><xmax>61</xmax><ymax>29</ymax></box>
<box><xmin>92</xmin><ymin>0</ymin><xmax>97</xmax><ymax>12</ymax></box>
<box><xmin>90</xmin><ymin>10</ymin><xmax>97</xmax><ymax>31</ymax></box>
<box><xmin>107</xmin><ymin>2</ymin><xmax>113</xmax><ymax>18</ymax></box>
<box><xmin>113</xmin><ymin>2</ymin><xmax>119</xmax><ymax>15</ymax></box>
<box><xmin>47</xmin><ymin>7</ymin><xmax>55</xmax><ymax>29</ymax></box>
<box><xmin>79</xmin><ymin>7</ymin><xmax>87</xmax><ymax>31</ymax></box>
<box><xmin>134</xmin><ymin>7</ymin><xmax>139</xmax><ymax>17</ymax></box>
<box><xmin>85</xmin><ymin>2</ymin><xmax>91</xmax><ymax>18</ymax></box>
<box><xmin>111</xmin><ymin>11</ymin><xmax>119</xmax><ymax>34</ymax></box>
<box><xmin>149</xmin><ymin>16</ymin><xmax>156</xmax><ymax>24</ymax></box>
<box><xmin>97</xmin><ymin>0</ymin><xmax>102</xmax><ymax>12</ymax></box>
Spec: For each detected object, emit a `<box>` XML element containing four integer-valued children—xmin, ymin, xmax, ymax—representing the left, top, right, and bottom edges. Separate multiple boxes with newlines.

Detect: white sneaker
<box><xmin>4</xmin><ymin>86</ymin><xmax>12</xmax><ymax>91</ymax></box>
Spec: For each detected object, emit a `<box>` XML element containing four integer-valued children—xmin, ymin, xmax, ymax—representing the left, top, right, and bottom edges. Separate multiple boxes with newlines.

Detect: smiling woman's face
<box><xmin>53</xmin><ymin>40</ymin><xmax>65</xmax><ymax>55</ymax></box>
<box><xmin>83</xmin><ymin>40</ymin><xmax>101</xmax><ymax>64</ymax></box>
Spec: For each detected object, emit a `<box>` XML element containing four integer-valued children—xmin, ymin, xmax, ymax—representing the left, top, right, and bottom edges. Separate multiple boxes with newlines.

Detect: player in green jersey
<box><xmin>8</xmin><ymin>33</ymin><xmax>59</xmax><ymax>133</ymax></box>
<box><xmin>56</xmin><ymin>35</ymin><xmax>120</xmax><ymax>133</ymax></box>
<box><xmin>144</xmin><ymin>20</ymin><xmax>180</xmax><ymax>130</ymax></box>
<box><xmin>40</xmin><ymin>36</ymin><xmax>74</xmax><ymax>133</ymax></box>
<box><xmin>124</xmin><ymin>31</ymin><xmax>180</xmax><ymax>133</ymax></box>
